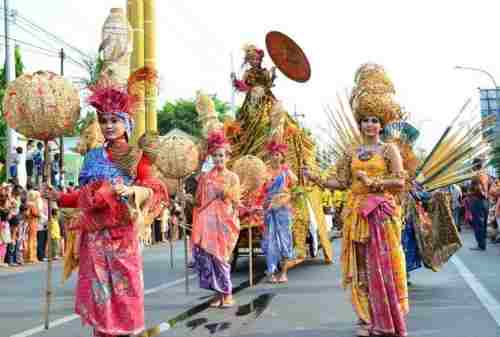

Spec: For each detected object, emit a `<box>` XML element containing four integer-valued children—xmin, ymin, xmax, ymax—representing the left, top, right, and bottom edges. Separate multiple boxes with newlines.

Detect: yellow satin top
<box><xmin>343</xmin><ymin>151</ymin><xmax>402</xmax><ymax>244</ymax></box>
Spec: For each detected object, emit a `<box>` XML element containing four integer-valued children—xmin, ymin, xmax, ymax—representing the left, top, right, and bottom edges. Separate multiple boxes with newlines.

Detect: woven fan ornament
<box><xmin>3</xmin><ymin>71</ymin><xmax>80</xmax><ymax>140</ymax></box>
<box><xmin>232</xmin><ymin>155</ymin><xmax>267</xmax><ymax>192</ymax></box>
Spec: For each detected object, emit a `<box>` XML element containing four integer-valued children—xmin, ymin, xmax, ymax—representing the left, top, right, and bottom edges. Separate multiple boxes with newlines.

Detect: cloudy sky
<box><xmin>3</xmin><ymin>0</ymin><xmax>500</xmax><ymax>150</ymax></box>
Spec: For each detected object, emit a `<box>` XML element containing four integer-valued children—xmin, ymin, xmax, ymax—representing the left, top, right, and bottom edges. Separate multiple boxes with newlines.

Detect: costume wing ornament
<box><xmin>321</xmin><ymin>92</ymin><xmax>362</xmax><ymax>162</ymax></box>
<box><xmin>415</xmin><ymin>98</ymin><xmax>494</xmax><ymax>191</ymax></box>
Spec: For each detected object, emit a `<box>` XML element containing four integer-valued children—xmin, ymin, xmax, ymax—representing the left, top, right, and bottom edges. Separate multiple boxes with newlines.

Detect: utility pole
<box><xmin>4</xmin><ymin>0</ymin><xmax>17</xmax><ymax>180</ymax></box>
<box><xmin>59</xmin><ymin>48</ymin><xmax>64</xmax><ymax>188</ymax></box>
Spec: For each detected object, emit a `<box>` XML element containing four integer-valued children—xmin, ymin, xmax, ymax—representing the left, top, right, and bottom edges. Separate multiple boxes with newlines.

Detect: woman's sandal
<box><xmin>209</xmin><ymin>299</ymin><xmax>222</xmax><ymax>308</ymax></box>
<box><xmin>220</xmin><ymin>299</ymin><xmax>235</xmax><ymax>308</ymax></box>
<box><xmin>356</xmin><ymin>326</ymin><xmax>370</xmax><ymax>337</ymax></box>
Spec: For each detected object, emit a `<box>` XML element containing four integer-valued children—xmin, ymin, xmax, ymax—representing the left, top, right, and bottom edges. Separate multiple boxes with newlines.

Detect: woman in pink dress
<box><xmin>191</xmin><ymin>131</ymin><xmax>241</xmax><ymax>308</ymax></box>
<box><xmin>46</xmin><ymin>79</ymin><xmax>167</xmax><ymax>337</ymax></box>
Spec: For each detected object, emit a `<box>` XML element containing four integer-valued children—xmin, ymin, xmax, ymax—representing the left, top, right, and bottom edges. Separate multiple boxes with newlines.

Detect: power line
<box><xmin>0</xmin><ymin>34</ymin><xmax>59</xmax><ymax>55</ymax></box>
<box><xmin>14</xmin><ymin>11</ymin><xmax>90</xmax><ymax>59</ymax></box>
<box><xmin>0</xmin><ymin>22</ymin><xmax>88</xmax><ymax>71</ymax></box>
<box><xmin>0</xmin><ymin>7</ymin><xmax>91</xmax><ymax>69</ymax></box>
<box><xmin>0</xmin><ymin>42</ymin><xmax>58</xmax><ymax>59</ymax></box>
<box><xmin>11</xmin><ymin>16</ymin><xmax>61</xmax><ymax>52</ymax></box>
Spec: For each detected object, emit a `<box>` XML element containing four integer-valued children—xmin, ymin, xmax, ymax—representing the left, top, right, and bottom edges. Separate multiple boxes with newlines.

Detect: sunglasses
<box><xmin>361</xmin><ymin>117</ymin><xmax>381</xmax><ymax>124</ymax></box>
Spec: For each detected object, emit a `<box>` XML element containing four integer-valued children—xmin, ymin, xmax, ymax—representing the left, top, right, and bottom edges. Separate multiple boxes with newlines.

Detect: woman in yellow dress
<box><xmin>304</xmin><ymin>65</ymin><xmax>408</xmax><ymax>337</ymax></box>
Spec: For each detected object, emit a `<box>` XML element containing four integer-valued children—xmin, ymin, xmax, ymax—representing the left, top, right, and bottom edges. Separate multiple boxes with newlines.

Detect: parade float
<box><xmin>222</xmin><ymin>31</ymin><xmax>333</xmax><ymax>266</ymax></box>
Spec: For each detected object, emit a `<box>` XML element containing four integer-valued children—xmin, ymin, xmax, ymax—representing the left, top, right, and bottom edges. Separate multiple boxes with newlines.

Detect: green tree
<box><xmin>157</xmin><ymin>95</ymin><xmax>230</xmax><ymax>137</ymax></box>
<box><xmin>0</xmin><ymin>46</ymin><xmax>25</xmax><ymax>180</ymax></box>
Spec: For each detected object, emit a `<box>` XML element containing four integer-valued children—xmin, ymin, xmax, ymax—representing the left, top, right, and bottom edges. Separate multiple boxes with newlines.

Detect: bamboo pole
<box><xmin>43</xmin><ymin>140</ymin><xmax>53</xmax><ymax>329</ymax></box>
<box><xmin>248</xmin><ymin>225</ymin><xmax>253</xmax><ymax>286</ymax></box>
<box><xmin>129</xmin><ymin>0</ymin><xmax>145</xmax><ymax>144</ymax></box>
<box><xmin>169</xmin><ymin>230</ymin><xmax>174</xmax><ymax>269</ymax></box>
<box><xmin>178</xmin><ymin>179</ymin><xmax>189</xmax><ymax>294</ymax></box>
<box><xmin>143</xmin><ymin>0</ymin><xmax>157</xmax><ymax>132</ymax></box>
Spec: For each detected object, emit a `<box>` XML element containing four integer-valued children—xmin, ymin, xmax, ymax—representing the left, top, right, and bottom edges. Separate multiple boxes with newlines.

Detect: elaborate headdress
<box><xmin>350</xmin><ymin>63</ymin><xmax>401</xmax><ymax>127</ymax></box>
<box><xmin>207</xmin><ymin>130</ymin><xmax>230</xmax><ymax>155</ymax></box>
<box><xmin>265</xmin><ymin>139</ymin><xmax>288</xmax><ymax>156</ymax></box>
<box><xmin>88</xmin><ymin>67</ymin><xmax>157</xmax><ymax>139</ymax></box>
<box><xmin>243</xmin><ymin>43</ymin><xmax>264</xmax><ymax>62</ymax></box>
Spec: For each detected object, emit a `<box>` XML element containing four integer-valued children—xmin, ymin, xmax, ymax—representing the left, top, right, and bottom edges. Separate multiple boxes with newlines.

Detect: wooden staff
<box><xmin>43</xmin><ymin>140</ymin><xmax>53</xmax><ymax>329</ymax></box>
<box><xmin>248</xmin><ymin>224</ymin><xmax>253</xmax><ymax>286</ymax></box>
<box><xmin>178</xmin><ymin>178</ymin><xmax>189</xmax><ymax>294</ymax></box>
<box><xmin>169</xmin><ymin>222</ymin><xmax>174</xmax><ymax>269</ymax></box>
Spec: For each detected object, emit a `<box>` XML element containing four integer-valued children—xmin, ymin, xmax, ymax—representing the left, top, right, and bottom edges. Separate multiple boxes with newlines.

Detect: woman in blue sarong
<box><xmin>261</xmin><ymin>140</ymin><xmax>297</xmax><ymax>283</ymax></box>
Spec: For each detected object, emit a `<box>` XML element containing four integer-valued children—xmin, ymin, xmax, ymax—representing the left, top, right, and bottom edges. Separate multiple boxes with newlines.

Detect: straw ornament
<box><xmin>3</xmin><ymin>71</ymin><xmax>80</xmax><ymax>140</ymax></box>
<box><xmin>139</xmin><ymin>131</ymin><xmax>200</xmax><ymax>180</ymax></box>
<box><xmin>232</xmin><ymin>155</ymin><xmax>267</xmax><ymax>193</ymax></box>
<box><xmin>350</xmin><ymin>63</ymin><xmax>401</xmax><ymax>127</ymax></box>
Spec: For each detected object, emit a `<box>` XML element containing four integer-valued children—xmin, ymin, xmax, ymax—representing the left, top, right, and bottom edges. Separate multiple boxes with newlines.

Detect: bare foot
<box><xmin>209</xmin><ymin>296</ymin><xmax>222</xmax><ymax>308</ymax></box>
<box><xmin>278</xmin><ymin>273</ymin><xmax>288</xmax><ymax>283</ymax></box>
<box><xmin>267</xmin><ymin>275</ymin><xmax>278</xmax><ymax>284</ymax></box>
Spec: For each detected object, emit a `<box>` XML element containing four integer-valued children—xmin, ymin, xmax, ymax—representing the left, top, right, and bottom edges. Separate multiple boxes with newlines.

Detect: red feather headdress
<box><xmin>207</xmin><ymin>130</ymin><xmax>230</xmax><ymax>155</ymax></box>
<box><xmin>88</xmin><ymin>66</ymin><xmax>158</xmax><ymax>116</ymax></box>
<box><xmin>265</xmin><ymin>140</ymin><xmax>288</xmax><ymax>155</ymax></box>
<box><xmin>88</xmin><ymin>85</ymin><xmax>137</xmax><ymax>116</ymax></box>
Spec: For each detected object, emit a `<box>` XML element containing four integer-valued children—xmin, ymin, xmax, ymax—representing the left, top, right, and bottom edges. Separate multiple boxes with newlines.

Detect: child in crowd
<box><xmin>49</xmin><ymin>208</ymin><xmax>61</xmax><ymax>260</ymax></box>
<box><xmin>5</xmin><ymin>214</ymin><xmax>21</xmax><ymax>266</ymax></box>
<box><xmin>0</xmin><ymin>210</ymin><xmax>11</xmax><ymax>266</ymax></box>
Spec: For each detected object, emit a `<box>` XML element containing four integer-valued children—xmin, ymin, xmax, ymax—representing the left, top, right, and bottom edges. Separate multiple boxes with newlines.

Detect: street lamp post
<box><xmin>454</xmin><ymin>65</ymin><xmax>500</xmax><ymax>158</ymax></box>
<box><xmin>454</xmin><ymin>66</ymin><xmax>497</xmax><ymax>88</ymax></box>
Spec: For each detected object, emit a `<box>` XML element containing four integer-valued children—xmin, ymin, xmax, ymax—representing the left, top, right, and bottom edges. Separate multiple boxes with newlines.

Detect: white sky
<box><xmin>3</xmin><ymin>0</ymin><xmax>500</xmax><ymax>151</ymax></box>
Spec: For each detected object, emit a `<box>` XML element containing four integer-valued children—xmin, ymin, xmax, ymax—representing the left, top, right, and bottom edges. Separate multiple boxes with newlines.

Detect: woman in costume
<box><xmin>305</xmin><ymin>64</ymin><xmax>409</xmax><ymax>336</ymax></box>
<box><xmin>24</xmin><ymin>189</ymin><xmax>41</xmax><ymax>264</ymax></box>
<box><xmin>230</xmin><ymin>44</ymin><xmax>277</xmax><ymax>157</ymax></box>
<box><xmin>191</xmin><ymin>131</ymin><xmax>241</xmax><ymax>308</ymax></box>
<box><xmin>45</xmin><ymin>78</ymin><xmax>168</xmax><ymax>337</ymax></box>
<box><xmin>262</xmin><ymin>140</ymin><xmax>297</xmax><ymax>283</ymax></box>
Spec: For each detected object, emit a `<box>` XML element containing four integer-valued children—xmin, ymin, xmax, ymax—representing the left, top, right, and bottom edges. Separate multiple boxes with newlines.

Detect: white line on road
<box><xmin>9</xmin><ymin>274</ymin><xmax>197</xmax><ymax>337</ymax></box>
<box><xmin>451</xmin><ymin>255</ymin><xmax>500</xmax><ymax>327</ymax></box>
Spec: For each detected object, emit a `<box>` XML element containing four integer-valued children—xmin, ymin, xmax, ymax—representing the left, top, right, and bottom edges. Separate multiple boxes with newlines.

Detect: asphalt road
<box><xmin>1</xmin><ymin>229</ymin><xmax>500</xmax><ymax>337</ymax></box>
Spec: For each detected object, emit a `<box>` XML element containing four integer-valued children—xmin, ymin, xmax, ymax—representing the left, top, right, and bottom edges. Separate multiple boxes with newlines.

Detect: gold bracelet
<box><xmin>369</xmin><ymin>177</ymin><xmax>383</xmax><ymax>192</ymax></box>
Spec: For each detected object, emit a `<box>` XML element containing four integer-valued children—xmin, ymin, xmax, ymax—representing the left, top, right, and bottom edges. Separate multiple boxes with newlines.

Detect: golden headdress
<box><xmin>350</xmin><ymin>63</ymin><xmax>401</xmax><ymax>127</ymax></box>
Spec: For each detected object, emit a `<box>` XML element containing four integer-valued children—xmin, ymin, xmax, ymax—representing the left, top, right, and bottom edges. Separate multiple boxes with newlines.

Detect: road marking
<box><xmin>451</xmin><ymin>255</ymin><xmax>500</xmax><ymax>327</ymax></box>
<box><xmin>9</xmin><ymin>314</ymin><xmax>79</xmax><ymax>337</ymax></box>
<box><xmin>9</xmin><ymin>274</ymin><xmax>197</xmax><ymax>337</ymax></box>
<box><xmin>144</xmin><ymin>274</ymin><xmax>196</xmax><ymax>295</ymax></box>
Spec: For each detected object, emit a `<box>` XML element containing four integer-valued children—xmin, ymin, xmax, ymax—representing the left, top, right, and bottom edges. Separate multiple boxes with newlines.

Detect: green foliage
<box><xmin>78</xmin><ymin>54</ymin><xmax>104</xmax><ymax>88</ymax></box>
<box><xmin>72</xmin><ymin>111</ymin><xmax>97</xmax><ymax>136</ymax></box>
<box><xmin>157</xmin><ymin>95</ymin><xmax>231</xmax><ymax>137</ymax></box>
<box><xmin>0</xmin><ymin>46</ymin><xmax>25</xmax><ymax>181</ymax></box>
